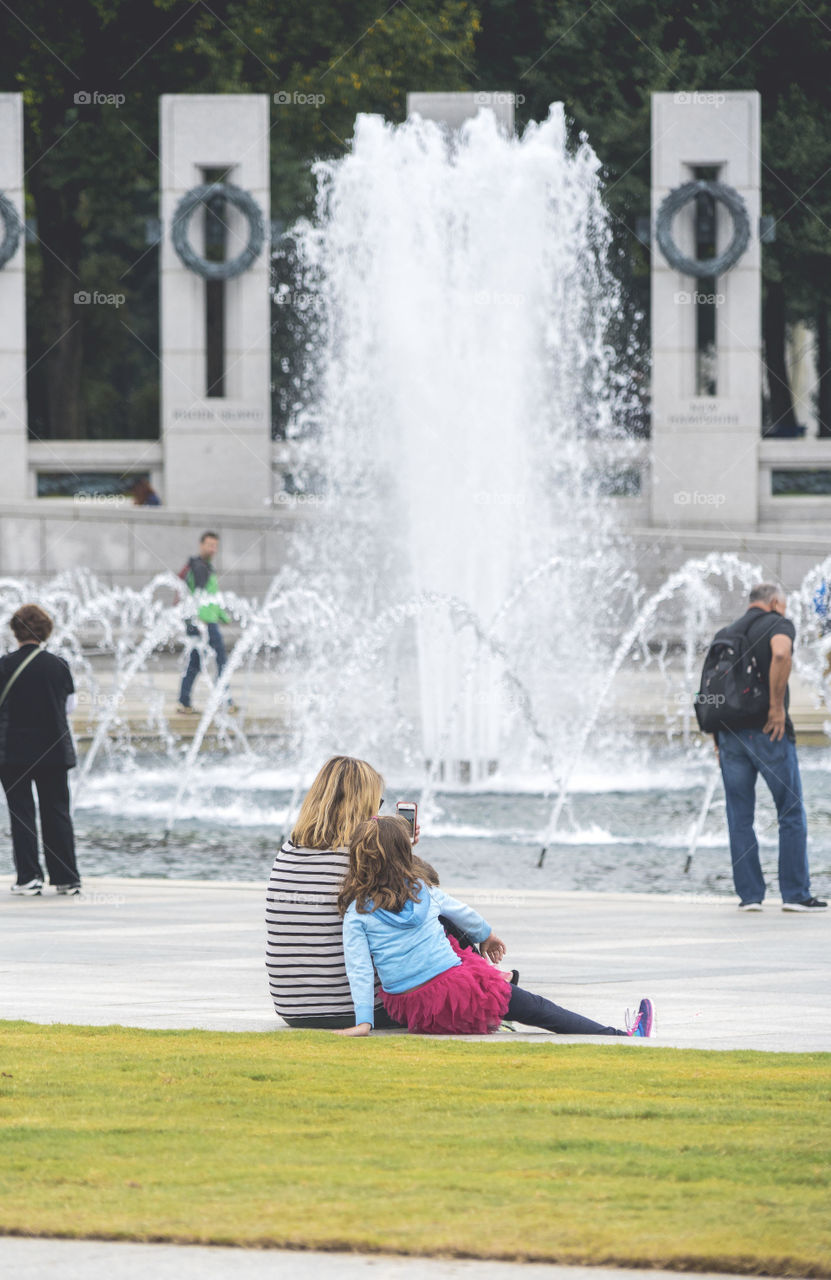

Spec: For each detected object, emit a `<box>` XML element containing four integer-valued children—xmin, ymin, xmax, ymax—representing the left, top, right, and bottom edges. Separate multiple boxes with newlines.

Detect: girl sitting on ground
<box><xmin>413</xmin><ymin>852</ymin><xmax>519</xmax><ymax>985</ymax></box>
<box><xmin>336</xmin><ymin>816</ymin><xmax>653</xmax><ymax>1039</ymax></box>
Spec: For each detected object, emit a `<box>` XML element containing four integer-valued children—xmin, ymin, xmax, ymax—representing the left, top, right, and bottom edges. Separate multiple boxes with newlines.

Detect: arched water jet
<box><xmin>790</xmin><ymin>554</ymin><xmax>831</xmax><ymax>710</ymax></box>
<box><xmin>163</xmin><ymin>625</ymin><xmax>269</xmax><ymax>837</ymax></box>
<box><xmin>683</xmin><ymin>767</ymin><xmax>720</xmax><ymax>875</ymax></box>
<box><xmin>416</xmin><ymin>555</ymin><xmax>564</xmax><ymax>822</ymax></box>
<box><xmin>537</xmin><ymin>553</ymin><xmax>761</xmax><ymax>866</ymax></box>
<box><xmin>161</xmin><ymin>582</ymin><xmax>338</xmax><ymax>838</ymax></box>
<box><xmin>278</xmin><ymin>586</ymin><xmax>559</xmax><ymax>841</ymax></box>
<box><xmin>74</xmin><ymin>609</ymin><xmax>189</xmax><ymax>802</ymax></box>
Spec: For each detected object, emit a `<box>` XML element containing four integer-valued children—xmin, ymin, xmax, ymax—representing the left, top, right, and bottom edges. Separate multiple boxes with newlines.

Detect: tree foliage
<box><xmin>478</xmin><ymin>0</ymin><xmax>831</xmax><ymax>430</ymax></box>
<box><xmin>1</xmin><ymin>0</ymin><xmax>830</xmax><ymax>438</ymax></box>
<box><xmin>0</xmin><ymin>0</ymin><xmax>477</xmax><ymax>438</ymax></box>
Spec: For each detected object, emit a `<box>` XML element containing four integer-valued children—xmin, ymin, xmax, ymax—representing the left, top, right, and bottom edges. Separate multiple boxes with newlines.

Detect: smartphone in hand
<box><xmin>396</xmin><ymin>800</ymin><xmax>417</xmax><ymax>842</ymax></box>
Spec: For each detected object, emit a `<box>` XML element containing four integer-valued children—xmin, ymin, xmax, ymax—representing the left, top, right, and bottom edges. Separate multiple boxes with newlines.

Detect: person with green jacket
<box><xmin>176</xmin><ymin>531</ymin><xmax>234</xmax><ymax>713</ymax></box>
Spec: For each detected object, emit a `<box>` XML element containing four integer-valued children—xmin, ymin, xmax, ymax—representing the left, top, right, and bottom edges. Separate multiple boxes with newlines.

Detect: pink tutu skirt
<box><xmin>381</xmin><ymin>936</ymin><xmax>511</xmax><ymax>1035</ymax></box>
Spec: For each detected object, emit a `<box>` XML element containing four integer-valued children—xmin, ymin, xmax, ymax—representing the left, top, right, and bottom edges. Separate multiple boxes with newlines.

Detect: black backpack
<box><xmin>694</xmin><ymin>613</ymin><xmax>770</xmax><ymax>733</ymax></box>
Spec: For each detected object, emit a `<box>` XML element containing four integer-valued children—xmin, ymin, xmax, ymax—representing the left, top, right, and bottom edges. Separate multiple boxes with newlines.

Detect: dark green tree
<box><xmin>0</xmin><ymin>0</ymin><xmax>478</xmax><ymax>439</ymax></box>
<box><xmin>5</xmin><ymin>0</ymin><xmax>831</xmax><ymax>442</ymax></box>
<box><xmin>479</xmin><ymin>0</ymin><xmax>831</xmax><ymax>435</ymax></box>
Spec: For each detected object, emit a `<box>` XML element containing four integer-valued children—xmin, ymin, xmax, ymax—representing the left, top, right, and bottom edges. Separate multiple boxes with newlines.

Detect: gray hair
<box><xmin>749</xmin><ymin>582</ymin><xmax>785</xmax><ymax>606</ymax></box>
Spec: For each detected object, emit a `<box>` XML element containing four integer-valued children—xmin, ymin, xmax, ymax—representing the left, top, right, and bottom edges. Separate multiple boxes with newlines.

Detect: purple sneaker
<box><xmin>626</xmin><ymin>998</ymin><xmax>654</xmax><ymax>1038</ymax></box>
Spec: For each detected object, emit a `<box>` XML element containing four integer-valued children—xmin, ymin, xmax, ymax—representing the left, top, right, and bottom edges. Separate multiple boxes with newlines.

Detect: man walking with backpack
<box><xmin>699</xmin><ymin>582</ymin><xmax>826</xmax><ymax>912</ymax></box>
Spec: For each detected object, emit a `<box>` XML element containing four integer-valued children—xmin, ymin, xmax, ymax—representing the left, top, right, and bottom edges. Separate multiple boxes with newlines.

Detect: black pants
<box><xmin>506</xmin><ymin>985</ymin><xmax>626</xmax><ymax>1036</ymax></box>
<box><xmin>0</xmin><ymin>765</ymin><xmax>80</xmax><ymax>887</ymax></box>
<box><xmin>283</xmin><ymin>1006</ymin><xmax>404</xmax><ymax>1030</ymax></box>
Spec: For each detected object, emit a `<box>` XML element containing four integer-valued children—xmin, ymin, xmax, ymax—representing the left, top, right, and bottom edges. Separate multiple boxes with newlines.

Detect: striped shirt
<box><xmin>265</xmin><ymin>841</ymin><xmax>384</xmax><ymax>1024</ymax></box>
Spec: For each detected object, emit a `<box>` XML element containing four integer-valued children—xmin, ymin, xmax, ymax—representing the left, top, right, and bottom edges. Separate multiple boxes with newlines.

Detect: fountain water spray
<box><xmin>683</xmin><ymin>767</ymin><xmax>720</xmax><ymax>874</ymax></box>
<box><xmin>537</xmin><ymin>553</ymin><xmax>760</xmax><ymax>866</ymax></box>
<box><xmin>284</xmin><ymin>105</ymin><xmax>630</xmax><ymax>782</ymax></box>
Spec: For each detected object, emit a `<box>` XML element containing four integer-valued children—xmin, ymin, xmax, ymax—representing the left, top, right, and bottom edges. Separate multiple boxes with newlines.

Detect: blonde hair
<box><xmin>290</xmin><ymin>755</ymin><xmax>384</xmax><ymax>851</ymax></box>
<box><xmin>338</xmin><ymin>816</ymin><xmax>421</xmax><ymax>916</ymax></box>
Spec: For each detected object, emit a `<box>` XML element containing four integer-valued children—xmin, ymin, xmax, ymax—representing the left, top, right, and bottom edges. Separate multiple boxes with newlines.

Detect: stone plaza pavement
<box><xmin>0</xmin><ymin>1239</ymin><xmax>777</xmax><ymax>1280</ymax></box>
<box><xmin>1</xmin><ymin>880</ymin><xmax>826</xmax><ymax>1278</ymax></box>
<box><xmin>1</xmin><ymin>877</ymin><xmax>829</xmax><ymax>1050</ymax></box>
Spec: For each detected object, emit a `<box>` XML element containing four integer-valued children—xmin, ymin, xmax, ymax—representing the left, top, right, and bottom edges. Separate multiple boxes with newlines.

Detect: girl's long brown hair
<box><xmin>290</xmin><ymin>756</ymin><xmax>384</xmax><ymax>850</ymax></box>
<box><xmin>338</xmin><ymin>816</ymin><xmax>423</xmax><ymax>916</ymax></box>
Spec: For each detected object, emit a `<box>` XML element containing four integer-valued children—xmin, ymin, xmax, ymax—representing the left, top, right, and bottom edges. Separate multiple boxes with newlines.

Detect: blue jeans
<box><xmin>178</xmin><ymin>623</ymin><xmax>227</xmax><ymax>707</ymax></box>
<box><xmin>717</xmin><ymin>727</ymin><xmax>810</xmax><ymax>905</ymax></box>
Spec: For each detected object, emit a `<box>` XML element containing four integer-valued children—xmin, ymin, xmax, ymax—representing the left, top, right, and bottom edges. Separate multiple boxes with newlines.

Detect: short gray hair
<box><xmin>749</xmin><ymin>582</ymin><xmax>785</xmax><ymax>606</ymax></box>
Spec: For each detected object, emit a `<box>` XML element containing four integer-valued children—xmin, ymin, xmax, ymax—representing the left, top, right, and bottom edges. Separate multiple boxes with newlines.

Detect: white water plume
<box><xmin>285</xmin><ymin>105</ymin><xmax>631</xmax><ymax>778</ymax></box>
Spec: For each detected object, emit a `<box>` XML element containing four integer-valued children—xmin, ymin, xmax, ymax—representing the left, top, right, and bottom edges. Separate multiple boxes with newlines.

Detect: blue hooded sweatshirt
<box><xmin>342</xmin><ymin>881</ymin><xmax>492</xmax><ymax>1026</ymax></box>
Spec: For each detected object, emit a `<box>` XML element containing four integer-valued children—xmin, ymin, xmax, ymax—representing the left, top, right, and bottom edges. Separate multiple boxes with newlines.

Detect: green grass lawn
<box><xmin>1</xmin><ymin>1022</ymin><xmax>829</xmax><ymax>1275</ymax></box>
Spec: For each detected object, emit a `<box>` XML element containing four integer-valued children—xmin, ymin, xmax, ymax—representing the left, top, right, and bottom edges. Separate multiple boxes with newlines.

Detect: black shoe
<box><xmin>509</xmin><ymin>969</ymin><xmax>520</xmax><ymax>985</ymax></box>
<box><xmin>55</xmin><ymin>883</ymin><xmax>82</xmax><ymax>896</ymax></box>
<box><xmin>782</xmin><ymin>897</ymin><xmax>828</xmax><ymax>912</ymax></box>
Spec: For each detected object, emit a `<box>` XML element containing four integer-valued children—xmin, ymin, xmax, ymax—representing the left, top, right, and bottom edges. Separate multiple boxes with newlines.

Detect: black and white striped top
<box><xmin>265</xmin><ymin>841</ymin><xmax>383</xmax><ymax>1024</ymax></box>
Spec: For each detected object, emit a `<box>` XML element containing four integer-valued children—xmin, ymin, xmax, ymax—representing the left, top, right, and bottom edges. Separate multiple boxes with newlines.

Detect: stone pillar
<box><xmin>0</xmin><ymin>94</ymin><xmax>27</xmax><ymax>504</ymax></box>
<box><xmin>650</xmin><ymin>92</ymin><xmax>761</xmax><ymax>528</ymax></box>
<box><xmin>407</xmin><ymin>91</ymin><xmax>515</xmax><ymax>134</ymax></box>
<box><xmin>160</xmin><ymin>95</ymin><xmax>271</xmax><ymax>511</ymax></box>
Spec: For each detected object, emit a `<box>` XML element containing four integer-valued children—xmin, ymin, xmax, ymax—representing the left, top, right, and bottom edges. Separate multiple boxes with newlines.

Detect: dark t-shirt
<box><xmin>722</xmin><ymin>607</ymin><xmax>796</xmax><ymax>739</ymax></box>
<box><xmin>0</xmin><ymin>646</ymin><xmax>76</xmax><ymax>770</ymax></box>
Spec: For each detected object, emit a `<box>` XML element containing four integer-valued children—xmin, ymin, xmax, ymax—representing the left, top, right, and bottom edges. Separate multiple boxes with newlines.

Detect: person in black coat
<box><xmin>0</xmin><ymin>604</ymin><xmax>81</xmax><ymax>896</ymax></box>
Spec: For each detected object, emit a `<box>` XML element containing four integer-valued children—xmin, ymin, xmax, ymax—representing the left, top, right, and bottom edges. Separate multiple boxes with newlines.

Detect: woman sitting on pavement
<box><xmin>266</xmin><ymin>755</ymin><xmax>404</xmax><ymax>1029</ymax></box>
<box><xmin>267</xmin><ymin>754</ymin><xmax>519</xmax><ymax>1027</ymax></box>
